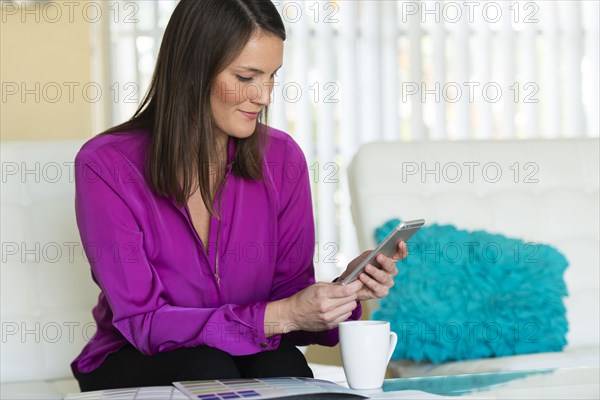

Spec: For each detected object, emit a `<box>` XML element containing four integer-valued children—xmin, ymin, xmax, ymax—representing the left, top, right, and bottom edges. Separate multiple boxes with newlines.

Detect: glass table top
<box><xmin>380</xmin><ymin>366</ymin><xmax>599</xmax><ymax>398</ymax></box>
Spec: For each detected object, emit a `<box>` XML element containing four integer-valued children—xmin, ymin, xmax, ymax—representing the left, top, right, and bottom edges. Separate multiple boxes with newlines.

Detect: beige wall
<box><xmin>1</xmin><ymin>0</ymin><xmax>97</xmax><ymax>141</ymax></box>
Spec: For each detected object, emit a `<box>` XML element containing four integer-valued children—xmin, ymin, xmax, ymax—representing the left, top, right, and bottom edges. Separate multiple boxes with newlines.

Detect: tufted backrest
<box><xmin>348</xmin><ymin>138</ymin><xmax>599</xmax><ymax>350</ymax></box>
<box><xmin>1</xmin><ymin>140</ymin><xmax>100</xmax><ymax>383</ymax></box>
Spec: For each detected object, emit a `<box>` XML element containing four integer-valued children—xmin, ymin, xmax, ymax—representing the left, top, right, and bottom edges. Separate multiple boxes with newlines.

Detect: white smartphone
<box><xmin>340</xmin><ymin>219</ymin><xmax>425</xmax><ymax>285</ymax></box>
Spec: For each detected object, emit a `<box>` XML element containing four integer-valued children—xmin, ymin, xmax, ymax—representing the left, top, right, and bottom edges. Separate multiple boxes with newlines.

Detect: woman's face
<box><xmin>210</xmin><ymin>32</ymin><xmax>283</xmax><ymax>142</ymax></box>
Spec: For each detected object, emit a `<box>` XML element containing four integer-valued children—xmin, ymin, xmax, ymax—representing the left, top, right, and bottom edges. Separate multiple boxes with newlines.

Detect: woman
<box><xmin>71</xmin><ymin>0</ymin><xmax>406</xmax><ymax>391</ymax></box>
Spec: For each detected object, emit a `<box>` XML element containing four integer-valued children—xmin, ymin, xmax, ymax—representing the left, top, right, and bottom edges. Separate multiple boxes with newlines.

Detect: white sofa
<box><xmin>1</xmin><ymin>140</ymin><xmax>93</xmax><ymax>399</ymax></box>
<box><xmin>0</xmin><ymin>140</ymin><xmax>349</xmax><ymax>400</ymax></box>
<box><xmin>347</xmin><ymin>138</ymin><xmax>600</xmax><ymax>377</ymax></box>
<box><xmin>2</xmin><ymin>138</ymin><xmax>598</xmax><ymax>398</ymax></box>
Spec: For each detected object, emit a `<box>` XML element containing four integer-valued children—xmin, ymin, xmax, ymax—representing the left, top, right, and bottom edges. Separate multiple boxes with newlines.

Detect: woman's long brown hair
<box><xmin>98</xmin><ymin>0</ymin><xmax>286</xmax><ymax>217</ymax></box>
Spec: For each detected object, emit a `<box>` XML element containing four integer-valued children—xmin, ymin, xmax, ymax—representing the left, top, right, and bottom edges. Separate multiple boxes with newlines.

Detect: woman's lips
<box><xmin>239</xmin><ymin>110</ymin><xmax>259</xmax><ymax>120</ymax></box>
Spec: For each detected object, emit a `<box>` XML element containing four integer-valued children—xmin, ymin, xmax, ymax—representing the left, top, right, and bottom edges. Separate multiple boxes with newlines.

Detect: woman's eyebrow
<box><xmin>236</xmin><ymin>65</ymin><xmax>283</xmax><ymax>74</ymax></box>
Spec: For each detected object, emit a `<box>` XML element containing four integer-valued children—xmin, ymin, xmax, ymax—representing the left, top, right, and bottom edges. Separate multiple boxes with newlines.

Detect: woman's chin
<box><xmin>233</xmin><ymin>126</ymin><xmax>257</xmax><ymax>139</ymax></box>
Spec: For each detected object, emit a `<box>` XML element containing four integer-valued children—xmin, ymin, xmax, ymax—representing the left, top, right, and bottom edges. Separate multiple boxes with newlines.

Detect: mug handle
<box><xmin>387</xmin><ymin>331</ymin><xmax>398</xmax><ymax>363</ymax></box>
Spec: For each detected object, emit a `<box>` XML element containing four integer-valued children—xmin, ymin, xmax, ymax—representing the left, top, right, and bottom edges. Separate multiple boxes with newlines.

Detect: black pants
<box><xmin>75</xmin><ymin>339</ymin><xmax>313</xmax><ymax>392</ymax></box>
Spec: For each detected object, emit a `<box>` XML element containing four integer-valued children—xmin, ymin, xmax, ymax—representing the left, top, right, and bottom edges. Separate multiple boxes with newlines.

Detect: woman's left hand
<box><xmin>338</xmin><ymin>241</ymin><xmax>408</xmax><ymax>301</ymax></box>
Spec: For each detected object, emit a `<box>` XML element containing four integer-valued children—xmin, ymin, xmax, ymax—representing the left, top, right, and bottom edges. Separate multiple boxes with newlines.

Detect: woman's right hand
<box><xmin>266</xmin><ymin>280</ymin><xmax>363</xmax><ymax>335</ymax></box>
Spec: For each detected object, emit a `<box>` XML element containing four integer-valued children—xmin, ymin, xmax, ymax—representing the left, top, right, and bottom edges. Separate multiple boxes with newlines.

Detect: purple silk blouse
<box><xmin>71</xmin><ymin>126</ymin><xmax>362</xmax><ymax>374</ymax></box>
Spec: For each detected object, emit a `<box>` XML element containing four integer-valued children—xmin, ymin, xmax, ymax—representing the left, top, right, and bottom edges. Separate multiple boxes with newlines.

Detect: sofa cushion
<box><xmin>372</xmin><ymin>219</ymin><xmax>569</xmax><ymax>363</ymax></box>
<box><xmin>1</xmin><ymin>140</ymin><xmax>103</xmax><ymax>384</ymax></box>
<box><xmin>347</xmin><ymin>138</ymin><xmax>600</xmax><ymax>353</ymax></box>
<box><xmin>0</xmin><ymin>378</ymin><xmax>79</xmax><ymax>400</ymax></box>
<box><xmin>390</xmin><ymin>346</ymin><xmax>600</xmax><ymax>378</ymax></box>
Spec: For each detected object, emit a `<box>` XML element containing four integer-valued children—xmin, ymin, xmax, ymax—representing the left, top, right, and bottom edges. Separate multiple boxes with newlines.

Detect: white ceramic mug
<box><xmin>339</xmin><ymin>320</ymin><xmax>398</xmax><ymax>390</ymax></box>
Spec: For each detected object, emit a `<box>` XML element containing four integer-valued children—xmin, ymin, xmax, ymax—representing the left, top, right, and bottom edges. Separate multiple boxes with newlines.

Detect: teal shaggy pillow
<box><xmin>372</xmin><ymin>219</ymin><xmax>569</xmax><ymax>364</ymax></box>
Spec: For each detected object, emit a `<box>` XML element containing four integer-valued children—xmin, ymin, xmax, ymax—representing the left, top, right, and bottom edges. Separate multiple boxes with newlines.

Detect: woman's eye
<box><xmin>236</xmin><ymin>75</ymin><xmax>253</xmax><ymax>83</ymax></box>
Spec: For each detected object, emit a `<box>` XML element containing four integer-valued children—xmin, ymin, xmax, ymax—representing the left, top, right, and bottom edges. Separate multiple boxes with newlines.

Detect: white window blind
<box><xmin>103</xmin><ymin>0</ymin><xmax>599</xmax><ymax>280</ymax></box>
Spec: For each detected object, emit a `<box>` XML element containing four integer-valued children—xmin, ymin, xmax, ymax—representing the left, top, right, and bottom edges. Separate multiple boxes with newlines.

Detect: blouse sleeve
<box><xmin>267</xmin><ymin>137</ymin><xmax>362</xmax><ymax>347</ymax></box>
<box><xmin>74</xmin><ymin>150</ymin><xmax>280</xmax><ymax>356</ymax></box>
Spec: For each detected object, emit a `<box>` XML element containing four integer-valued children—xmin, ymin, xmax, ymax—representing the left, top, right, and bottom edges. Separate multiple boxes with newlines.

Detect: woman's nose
<box><xmin>247</xmin><ymin>81</ymin><xmax>272</xmax><ymax>106</ymax></box>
